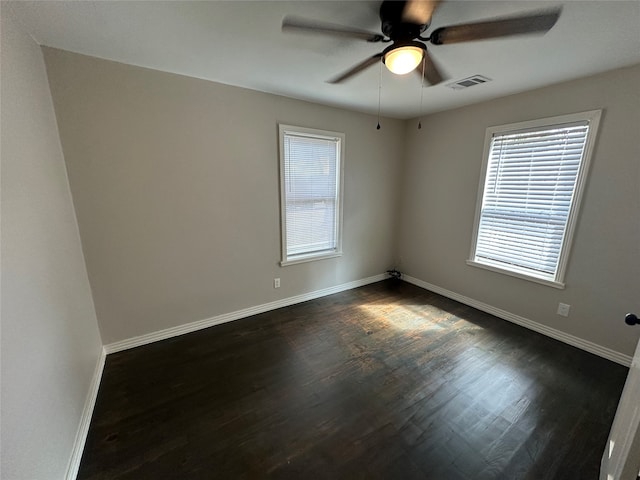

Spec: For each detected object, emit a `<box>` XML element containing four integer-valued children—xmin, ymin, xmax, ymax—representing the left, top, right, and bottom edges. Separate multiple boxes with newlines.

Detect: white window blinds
<box><xmin>279</xmin><ymin>126</ymin><xmax>343</xmax><ymax>264</ymax></box>
<box><xmin>471</xmin><ymin>114</ymin><xmax>599</xmax><ymax>285</ymax></box>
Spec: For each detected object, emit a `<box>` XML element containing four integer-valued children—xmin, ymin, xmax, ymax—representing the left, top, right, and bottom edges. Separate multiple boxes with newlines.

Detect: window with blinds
<box><xmin>279</xmin><ymin>125</ymin><xmax>344</xmax><ymax>265</ymax></box>
<box><xmin>468</xmin><ymin>110</ymin><xmax>601</xmax><ymax>288</ymax></box>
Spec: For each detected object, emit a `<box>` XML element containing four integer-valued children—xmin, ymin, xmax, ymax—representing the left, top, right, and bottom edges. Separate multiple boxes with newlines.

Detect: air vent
<box><xmin>446</xmin><ymin>75</ymin><xmax>492</xmax><ymax>90</ymax></box>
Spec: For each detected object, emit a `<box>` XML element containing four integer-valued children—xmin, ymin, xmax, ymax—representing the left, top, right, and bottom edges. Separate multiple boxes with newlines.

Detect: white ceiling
<box><xmin>6</xmin><ymin>0</ymin><xmax>640</xmax><ymax>119</ymax></box>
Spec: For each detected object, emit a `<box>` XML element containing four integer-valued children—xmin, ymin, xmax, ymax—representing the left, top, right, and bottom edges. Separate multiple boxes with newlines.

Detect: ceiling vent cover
<box><xmin>446</xmin><ymin>75</ymin><xmax>492</xmax><ymax>90</ymax></box>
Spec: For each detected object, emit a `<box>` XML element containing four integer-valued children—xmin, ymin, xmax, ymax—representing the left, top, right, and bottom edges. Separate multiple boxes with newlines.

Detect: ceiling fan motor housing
<box><xmin>380</xmin><ymin>0</ymin><xmax>429</xmax><ymax>40</ymax></box>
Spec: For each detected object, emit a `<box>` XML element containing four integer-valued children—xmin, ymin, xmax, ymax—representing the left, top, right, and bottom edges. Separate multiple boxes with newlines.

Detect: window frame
<box><xmin>278</xmin><ymin>124</ymin><xmax>345</xmax><ymax>266</ymax></box>
<box><xmin>467</xmin><ymin>110</ymin><xmax>602</xmax><ymax>289</ymax></box>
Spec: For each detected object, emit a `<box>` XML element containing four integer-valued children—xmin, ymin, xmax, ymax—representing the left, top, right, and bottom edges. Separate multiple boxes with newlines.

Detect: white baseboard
<box><xmin>66</xmin><ymin>347</ymin><xmax>107</xmax><ymax>480</ymax></box>
<box><xmin>105</xmin><ymin>273</ymin><xmax>387</xmax><ymax>354</ymax></box>
<box><xmin>403</xmin><ymin>275</ymin><xmax>632</xmax><ymax>367</ymax></box>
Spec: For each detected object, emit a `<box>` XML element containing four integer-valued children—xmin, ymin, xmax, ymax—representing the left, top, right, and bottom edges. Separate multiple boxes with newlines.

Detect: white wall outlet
<box><xmin>557</xmin><ymin>303</ymin><xmax>571</xmax><ymax>317</ymax></box>
<box><xmin>274</xmin><ymin>278</ymin><xmax>280</xmax><ymax>289</ymax></box>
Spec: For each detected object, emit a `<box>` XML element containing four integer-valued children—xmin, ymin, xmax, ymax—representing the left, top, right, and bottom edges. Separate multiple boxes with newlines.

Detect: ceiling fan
<box><xmin>282</xmin><ymin>0</ymin><xmax>561</xmax><ymax>86</ymax></box>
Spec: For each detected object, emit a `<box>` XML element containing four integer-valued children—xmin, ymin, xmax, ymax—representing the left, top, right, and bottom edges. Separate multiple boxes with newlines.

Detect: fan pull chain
<box><xmin>376</xmin><ymin>60</ymin><xmax>382</xmax><ymax>130</ymax></box>
<box><xmin>418</xmin><ymin>55</ymin><xmax>426</xmax><ymax>130</ymax></box>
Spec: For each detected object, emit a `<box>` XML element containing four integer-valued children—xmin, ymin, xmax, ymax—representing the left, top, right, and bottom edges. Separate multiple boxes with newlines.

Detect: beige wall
<box><xmin>0</xmin><ymin>11</ymin><xmax>103</xmax><ymax>480</ymax></box>
<box><xmin>43</xmin><ymin>48</ymin><xmax>405</xmax><ymax>345</ymax></box>
<box><xmin>398</xmin><ymin>65</ymin><xmax>640</xmax><ymax>357</ymax></box>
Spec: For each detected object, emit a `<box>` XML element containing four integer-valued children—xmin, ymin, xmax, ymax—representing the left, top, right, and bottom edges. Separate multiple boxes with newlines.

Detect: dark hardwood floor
<box><xmin>78</xmin><ymin>280</ymin><xmax>628</xmax><ymax>479</ymax></box>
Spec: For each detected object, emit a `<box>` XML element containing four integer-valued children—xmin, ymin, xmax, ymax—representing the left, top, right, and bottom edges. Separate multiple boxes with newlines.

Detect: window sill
<box><xmin>280</xmin><ymin>251</ymin><xmax>342</xmax><ymax>267</ymax></box>
<box><xmin>466</xmin><ymin>259</ymin><xmax>565</xmax><ymax>289</ymax></box>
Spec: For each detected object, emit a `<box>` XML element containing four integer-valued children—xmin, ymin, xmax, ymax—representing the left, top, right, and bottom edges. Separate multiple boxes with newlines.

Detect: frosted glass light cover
<box><xmin>384</xmin><ymin>46</ymin><xmax>423</xmax><ymax>75</ymax></box>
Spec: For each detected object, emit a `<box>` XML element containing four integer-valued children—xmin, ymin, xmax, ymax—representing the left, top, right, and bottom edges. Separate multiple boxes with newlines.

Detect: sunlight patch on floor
<box><xmin>356</xmin><ymin>303</ymin><xmax>485</xmax><ymax>333</ymax></box>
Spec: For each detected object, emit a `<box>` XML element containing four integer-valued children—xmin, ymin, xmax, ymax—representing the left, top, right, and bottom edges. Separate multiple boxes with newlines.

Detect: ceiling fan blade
<box><xmin>282</xmin><ymin>16</ymin><xmax>384</xmax><ymax>42</ymax></box>
<box><xmin>402</xmin><ymin>0</ymin><xmax>442</xmax><ymax>26</ymax></box>
<box><xmin>328</xmin><ymin>53</ymin><xmax>384</xmax><ymax>84</ymax></box>
<box><xmin>429</xmin><ymin>8</ymin><xmax>561</xmax><ymax>45</ymax></box>
<box><xmin>416</xmin><ymin>51</ymin><xmax>446</xmax><ymax>85</ymax></box>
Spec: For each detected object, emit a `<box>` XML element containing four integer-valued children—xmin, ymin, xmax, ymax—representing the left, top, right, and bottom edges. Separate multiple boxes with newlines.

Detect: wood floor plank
<box><xmin>78</xmin><ymin>280</ymin><xmax>628</xmax><ymax>479</ymax></box>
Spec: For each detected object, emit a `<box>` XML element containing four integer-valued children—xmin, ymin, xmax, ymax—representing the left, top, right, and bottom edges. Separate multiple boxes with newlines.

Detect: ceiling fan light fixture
<box><xmin>384</xmin><ymin>46</ymin><xmax>424</xmax><ymax>75</ymax></box>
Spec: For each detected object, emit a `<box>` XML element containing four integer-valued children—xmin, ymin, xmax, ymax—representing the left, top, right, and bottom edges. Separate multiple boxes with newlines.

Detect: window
<box><xmin>468</xmin><ymin>110</ymin><xmax>601</xmax><ymax>288</ymax></box>
<box><xmin>279</xmin><ymin>124</ymin><xmax>344</xmax><ymax>266</ymax></box>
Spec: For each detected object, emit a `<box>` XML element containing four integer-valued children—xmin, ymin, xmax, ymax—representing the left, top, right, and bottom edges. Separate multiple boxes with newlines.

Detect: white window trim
<box><xmin>468</xmin><ymin>109</ymin><xmax>602</xmax><ymax>288</ymax></box>
<box><xmin>278</xmin><ymin>124</ymin><xmax>345</xmax><ymax>267</ymax></box>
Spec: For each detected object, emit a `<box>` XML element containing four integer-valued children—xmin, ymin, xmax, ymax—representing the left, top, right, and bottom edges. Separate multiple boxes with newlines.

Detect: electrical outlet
<box><xmin>557</xmin><ymin>303</ymin><xmax>571</xmax><ymax>317</ymax></box>
<box><xmin>274</xmin><ymin>278</ymin><xmax>280</xmax><ymax>289</ymax></box>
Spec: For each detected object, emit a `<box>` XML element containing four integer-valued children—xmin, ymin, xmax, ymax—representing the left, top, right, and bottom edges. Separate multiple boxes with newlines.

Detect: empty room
<box><xmin>2</xmin><ymin>1</ymin><xmax>640</xmax><ymax>479</ymax></box>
